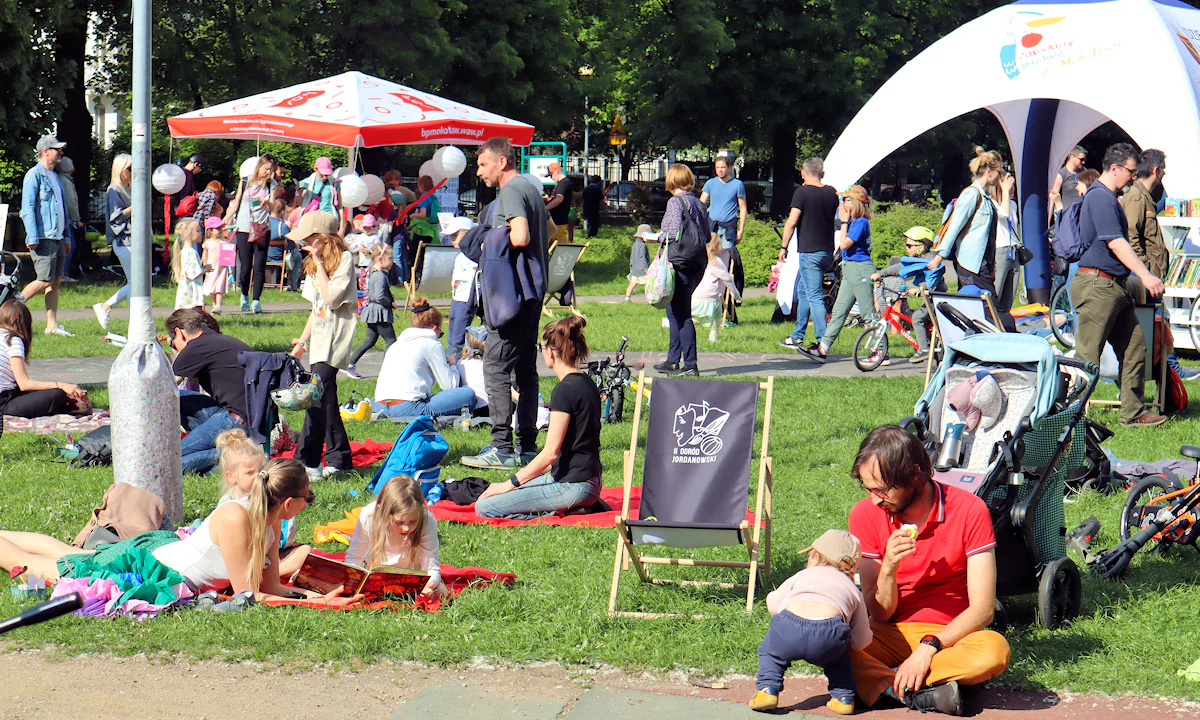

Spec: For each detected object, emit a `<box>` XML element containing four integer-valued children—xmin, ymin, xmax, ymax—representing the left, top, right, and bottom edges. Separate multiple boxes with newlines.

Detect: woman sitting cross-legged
<box><xmin>0</xmin><ymin>299</ymin><xmax>84</xmax><ymax>418</ymax></box>
<box><xmin>372</xmin><ymin>297</ymin><xmax>477</xmax><ymax>420</ymax></box>
<box><xmin>475</xmin><ymin>317</ymin><xmax>602</xmax><ymax>519</ymax></box>
<box><xmin>0</xmin><ymin>458</ymin><xmax>357</xmax><ymax>605</ymax></box>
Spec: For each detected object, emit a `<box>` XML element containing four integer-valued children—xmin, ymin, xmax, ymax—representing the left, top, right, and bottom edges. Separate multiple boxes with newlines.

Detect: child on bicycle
<box><xmin>871</xmin><ymin>226</ymin><xmax>947</xmax><ymax>364</ymax></box>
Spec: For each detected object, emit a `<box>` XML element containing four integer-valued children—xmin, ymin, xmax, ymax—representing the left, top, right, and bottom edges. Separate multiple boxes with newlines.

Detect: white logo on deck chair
<box><xmin>672</xmin><ymin>402</ymin><xmax>730</xmax><ymax>463</ymax></box>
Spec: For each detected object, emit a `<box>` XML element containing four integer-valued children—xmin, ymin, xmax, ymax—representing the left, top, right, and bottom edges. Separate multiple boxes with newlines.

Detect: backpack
<box><xmin>174</xmin><ymin>192</ymin><xmax>199</xmax><ymax>217</ymax></box>
<box><xmin>71</xmin><ymin>426</ymin><xmax>113</xmax><ymax>468</ymax></box>
<box><xmin>366</xmin><ymin>417</ymin><xmax>449</xmax><ymax>494</ymax></box>
<box><xmin>1165</xmin><ymin>367</ymin><xmax>1189</xmax><ymax>414</ymax></box>
<box><xmin>667</xmin><ymin>195</ymin><xmax>708</xmax><ymax>267</ymax></box>
<box><xmin>1050</xmin><ymin>200</ymin><xmax>1089</xmax><ymax>262</ymax></box>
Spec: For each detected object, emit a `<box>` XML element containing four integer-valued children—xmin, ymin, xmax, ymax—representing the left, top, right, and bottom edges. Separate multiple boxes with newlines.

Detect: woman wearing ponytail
<box><xmin>0</xmin><ymin>459</ymin><xmax>356</xmax><ymax>605</ymax></box>
<box><xmin>475</xmin><ymin>317</ymin><xmax>602</xmax><ymax>519</ymax></box>
<box><xmin>373</xmin><ymin>296</ymin><xmax>477</xmax><ymax>419</ymax></box>
<box><xmin>930</xmin><ymin>148</ymin><xmax>1003</xmax><ymax>299</ymax></box>
<box><xmin>290</xmin><ymin>232</ymin><xmax>357</xmax><ymax>482</ymax></box>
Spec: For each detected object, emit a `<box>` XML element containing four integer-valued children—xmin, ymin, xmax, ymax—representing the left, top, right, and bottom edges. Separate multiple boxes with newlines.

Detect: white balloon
<box><xmin>152</xmin><ymin>163</ymin><xmax>187</xmax><ymax>195</ymax></box>
<box><xmin>332</xmin><ymin>166</ymin><xmax>355</xmax><ymax>181</ymax></box>
<box><xmin>361</xmin><ymin>174</ymin><xmax>386</xmax><ymax>205</ymax></box>
<box><xmin>239</xmin><ymin>156</ymin><xmax>260</xmax><ymax>180</ymax></box>
<box><xmin>438</xmin><ymin>146</ymin><xmax>468</xmax><ymax>177</ymax></box>
<box><xmin>339</xmin><ymin>174</ymin><xmax>369</xmax><ymax>208</ymax></box>
<box><xmin>418</xmin><ymin>160</ymin><xmax>444</xmax><ymax>182</ymax></box>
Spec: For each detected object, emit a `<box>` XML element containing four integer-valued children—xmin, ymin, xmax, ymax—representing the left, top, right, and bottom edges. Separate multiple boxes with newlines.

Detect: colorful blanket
<box><xmin>3</xmin><ymin>410</ymin><xmax>110</xmax><ymax>436</ymax></box>
<box><xmin>279</xmin><ymin>439</ymin><xmax>392</xmax><ymax>468</ymax></box>
<box><xmin>262</xmin><ymin>550</ymin><xmax>515</xmax><ymax>613</ymax></box>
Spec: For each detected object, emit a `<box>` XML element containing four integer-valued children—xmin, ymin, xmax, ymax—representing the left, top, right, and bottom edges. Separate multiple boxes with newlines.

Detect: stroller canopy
<box><xmin>917</xmin><ymin>333</ymin><xmax>1060</xmax><ymax>425</ymax></box>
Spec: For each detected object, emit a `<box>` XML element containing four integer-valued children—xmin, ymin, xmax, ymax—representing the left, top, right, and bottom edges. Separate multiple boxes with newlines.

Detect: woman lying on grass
<box><xmin>0</xmin><ymin>458</ymin><xmax>357</xmax><ymax>605</ymax></box>
<box><xmin>474</xmin><ymin>316</ymin><xmax>603</xmax><ymax>519</ymax></box>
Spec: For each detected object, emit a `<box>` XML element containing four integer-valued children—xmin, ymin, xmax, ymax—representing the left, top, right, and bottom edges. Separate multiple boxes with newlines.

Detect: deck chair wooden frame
<box><xmin>264</xmin><ymin>240</ymin><xmax>288</xmax><ymax>291</ymax></box>
<box><xmin>404</xmin><ymin>242</ymin><xmax>458</xmax><ymax>311</ymax></box>
<box><xmin>925</xmin><ymin>290</ymin><xmax>1005</xmax><ymax>387</ymax></box>
<box><xmin>543</xmin><ymin>241</ymin><xmax>589</xmax><ymax>319</ymax></box>
<box><xmin>608</xmin><ymin>372</ymin><xmax>774</xmax><ymax>619</ymax></box>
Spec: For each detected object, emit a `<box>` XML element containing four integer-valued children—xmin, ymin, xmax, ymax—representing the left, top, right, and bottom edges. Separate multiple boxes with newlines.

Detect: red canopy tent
<box><xmin>166</xmin><ymin>70</ymin><xmax>535</xmax><ymax>148</ymax></box>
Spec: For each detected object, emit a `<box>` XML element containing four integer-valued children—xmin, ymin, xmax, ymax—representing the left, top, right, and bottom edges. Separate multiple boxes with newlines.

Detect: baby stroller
<box><xmin>899</xmin><ymin>332</ymin><xmax>1100</xmax><ymax>629</ymax></box>
<box><xmin>0</xmin><ymin>251</ymin><xmax>20</xmax><ymax>306</ymax></box>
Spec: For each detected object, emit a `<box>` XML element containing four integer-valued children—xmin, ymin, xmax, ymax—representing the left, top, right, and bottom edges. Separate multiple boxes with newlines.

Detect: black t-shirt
<box><xmin>548</xmin><ymin>372</ymin><xmax>602</xmax><ymax>484</ymax></box>
<box><xmin>549</xmin><ymin>177</ymin><xmax>573</xmax><ymax>225</ymax></box>
<box><xmin>172</xmin><ymin>331</ymin><xmax>253</xmax><ymax>419</ymax></box>
<box><xmin>582</xmin><ymin>183</ymin><xmax>603</xmax><ymax>214</ymax></box>
<box><xmin>1078</xmin><ymin>182</ymin><xmax>1131</xmax><ymax>278</ymax></box>
<box><xmin>789</xmin><ymin>184</ymin><xmax>840</xmax><ymax>254</ymax></box>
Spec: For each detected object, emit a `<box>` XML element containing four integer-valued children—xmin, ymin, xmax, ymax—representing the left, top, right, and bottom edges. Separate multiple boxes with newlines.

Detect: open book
<box><xmin>290</xmin><ymin>553</ymin><xmax>429</xmax><ymax>597</ymax></box>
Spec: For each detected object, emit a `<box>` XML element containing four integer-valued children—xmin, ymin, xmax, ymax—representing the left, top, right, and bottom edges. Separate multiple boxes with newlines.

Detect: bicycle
<box><xmin>587</xmin><ymin>335</ymin><xmax>632</xmax><ymax>423</ymax></box>
<box><xmin>1048</xmin><ymin>267</ymin><xmax>1076</xmax><ymax>349</ymax></box>
<box><xmin>1093</xmin><ymin>444</ymin><xmax>1200</xmax><ymax>579</ymax></box>
<box><xmin>852</xmin><ymin>278</ymin><xmax>930</xmax><ymax>372</ymax></box>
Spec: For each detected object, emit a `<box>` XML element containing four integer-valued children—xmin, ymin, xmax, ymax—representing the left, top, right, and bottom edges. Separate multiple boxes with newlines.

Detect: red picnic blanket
<box><xmin>428</xmin><ymin>486</ymin><xmax>758</xmax><ymax>529</ymax></box>
<box><xmin>260</xmin><ymin>550</ymin><xmax>515</xmax><ymax>613</ymax></box>
<box><xmin>278</xmin><ymin>439</ymin><xmax>392</xmax><ymax>468</ymax></box>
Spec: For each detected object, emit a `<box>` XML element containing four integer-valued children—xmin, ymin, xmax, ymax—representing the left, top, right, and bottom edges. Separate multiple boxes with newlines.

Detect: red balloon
<box><xmin>1021</xmin><ymin>33</ymin><xmax>1042</xmax><ymax>48</ymax></box>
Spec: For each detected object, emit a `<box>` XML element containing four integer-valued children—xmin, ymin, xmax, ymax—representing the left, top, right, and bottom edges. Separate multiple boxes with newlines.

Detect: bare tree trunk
<box><xmin>56</xmin><ymin>12</ymin><xmax>93</xmax><ymax>222</ymax></box>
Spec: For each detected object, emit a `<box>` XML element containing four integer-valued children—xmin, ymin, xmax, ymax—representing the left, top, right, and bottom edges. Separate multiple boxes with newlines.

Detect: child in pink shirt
<box><xmin>750</xmin><ymin>529</ymin><xmax>873</xmax><ymax>715</ymax></box>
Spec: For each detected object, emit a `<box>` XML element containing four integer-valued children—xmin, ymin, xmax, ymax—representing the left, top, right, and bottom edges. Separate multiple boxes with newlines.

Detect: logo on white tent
<box><xmin>672</xmin><ymin>401</ymin><xmax>730</xmax><ymax>463</ymax></box>
<box><xmin>1000</xmin><ymin>11</ymin><xmax>1066</xmax><ymax>80</ymax></box>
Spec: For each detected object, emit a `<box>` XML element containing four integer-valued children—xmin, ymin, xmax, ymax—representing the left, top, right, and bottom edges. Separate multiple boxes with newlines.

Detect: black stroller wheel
<box><xmin>989</xmin><ymin>599</ymin><xmax>1009</xmax><ymax>633</ymax></box>
<box><xmin>1037</xmin><ymin>556</ymin><xmax>1081</xmax><ymax>629</ymax></box>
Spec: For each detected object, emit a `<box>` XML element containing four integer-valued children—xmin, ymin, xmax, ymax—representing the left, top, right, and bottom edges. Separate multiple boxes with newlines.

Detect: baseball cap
<box><xmin>841</xmin><ymin>185</ymin><xmax>869</xmax><ymax>204</ymax></box>
<box><xmin>361</xmin><ymin>213</ymin><xmax>377</xmax><ymax>228</ymax></box>
<box><xmin>204</xmin><ymin>216</ymin><xmax>226</xmax><ymax>231</ymax></box>
<box><xmin>444</xmin><ymin>216</ymin><xmax>476</xmax><ymax>234</ymax></box>
<box><xmin>547</xmin><ymin>162</ymin><xmax>562</xmax><ymax>173</ymax></box>
<box><xmin>801</xmin><ymin>529</ymin><xmax>860</xmax><ymax>566</ymax></box>
<box><xmin>314</xmin><ymin>156</ymin><xmax>334</xmax><ymax>175</ymax></box>
<box><xmin>36</xmin><ymin>135</ymin><xmax>66</xmax><ymax>154</ymax></box>
<box><xmin>287</xmin><ymin>210</ymin><xmax>339</xmax><ymax>242</ymax></box>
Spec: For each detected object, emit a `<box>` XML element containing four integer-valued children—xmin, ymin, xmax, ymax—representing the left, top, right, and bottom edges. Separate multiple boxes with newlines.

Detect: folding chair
<box><xmin>264</xmin><ymin>240</ymin><xmax>288</xmax><ymax>291</ymax></box>
<box><xmin>404</xmin><ymin>242</ymin><xmax>458</xmax><ymax>310</ymax></box>
<box><xmin>609</xmin><ymin>373</ymin><xmax>775</xmax><ymax>618</ymax></box>
<box><xmin>543</xmin><ymin>241</ymin><xmax>588</xmax><ymax>318</ymax></box>
<box><xmin>926</xmin><ymin>290</ymin><xmax>1005</xmax><ymax>386</ymax></box>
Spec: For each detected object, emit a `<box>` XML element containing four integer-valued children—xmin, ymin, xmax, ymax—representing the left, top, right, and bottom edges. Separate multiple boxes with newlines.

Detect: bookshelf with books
<box><xmin>1160</xmin><ymin>214</ymin><xmax>1200</xmax><ymax>350</ymax></box>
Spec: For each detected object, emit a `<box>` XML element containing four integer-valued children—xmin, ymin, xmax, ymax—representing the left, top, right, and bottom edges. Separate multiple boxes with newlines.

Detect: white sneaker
<box><xmin>305</xmin><ymin>466</ymin><xmax>323</xmax><ymax>483</ymax></box>
<box><xmin>45</xmin><ymin>325</ymin><xmax>75</xmax><ymax>337</ymax></box>
<box><xmin>92</xmin><ymin>303</ymin><xmax>110</xmax><ymax>331</ymax></box>
<box><xmin>321</xmin><ymin>465</ymin><xmax>341</xmax><ymax>479</ymax></box>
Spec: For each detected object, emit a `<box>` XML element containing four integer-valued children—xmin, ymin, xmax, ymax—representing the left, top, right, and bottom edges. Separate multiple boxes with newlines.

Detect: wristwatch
<box><xmin>510</xmin><ymin>475</ymin><xmax>521</xmax><ymax>488</ymax></box>
<box><xmin>920</xmin><ymin>635</ymin><xmax>943</xmax><ymax>652</ymax></box>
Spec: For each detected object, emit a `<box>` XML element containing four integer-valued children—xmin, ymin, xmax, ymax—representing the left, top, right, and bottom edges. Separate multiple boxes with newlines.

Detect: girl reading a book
<box><xmin>345</xmin><ymin>474</ymin><xmax>446</xmax><ymax>597</ymax></box>
<box><xmin>213</xmin><ymin>429</ymin><xmax>311</xmax><ymax>580</ymax></box>
<box><xmin>0</xmin><ymin>458</ymin><xmax>354</xmax><ymax>605</ymax></box>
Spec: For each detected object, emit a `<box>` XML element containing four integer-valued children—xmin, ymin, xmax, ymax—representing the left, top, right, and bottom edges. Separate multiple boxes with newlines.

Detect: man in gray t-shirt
<box><xmin>462</xmin><ymin>138</ymin><xmax>553</xmax><ymax>471</ymax></box>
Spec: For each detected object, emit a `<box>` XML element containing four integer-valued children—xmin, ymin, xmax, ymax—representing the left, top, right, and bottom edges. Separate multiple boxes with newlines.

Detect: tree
<box><xmin>0</xmin><ymin>0</ymin><xmax>72</xmax><ymax>156</ymax></box>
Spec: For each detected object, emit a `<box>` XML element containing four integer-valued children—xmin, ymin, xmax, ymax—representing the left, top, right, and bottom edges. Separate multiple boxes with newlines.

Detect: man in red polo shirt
<box><xmin>847</xmin><ymin>425</ymin><xmax>1009</xmax><ymax>715</ymax></box>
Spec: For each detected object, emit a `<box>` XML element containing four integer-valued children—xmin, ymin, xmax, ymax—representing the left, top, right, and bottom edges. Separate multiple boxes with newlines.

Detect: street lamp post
<box><xmin>108</xmin><ymin>0</ymin><xmax>183</xmax><ymax>526</ymax></box>
<box><xmin>580</xmin><ymin>66</ymin><xmax>594</xmax><ymax>176</ymax></box>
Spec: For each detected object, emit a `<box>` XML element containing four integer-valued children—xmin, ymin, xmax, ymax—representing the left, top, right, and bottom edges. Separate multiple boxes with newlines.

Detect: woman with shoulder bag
<box><xmin>92</xmin><ymin>154</ymin><xmax>134</xmax><ymax>332</ymax></box>
<box><xmin>224</xmin><ymin>155</ymin><xmax>277</xmax><ymax>314</ymax></box>
<box><xmin>992</xmin><ymin>171</ymin><xmax>1022</xmax><ymax>313</ymax></box>
<box><xmin>651</xmin><ymin>164</ymin><xmax>711</xmax><ymax>377</ymax></box>
<box><xmin>289</xmin><ymin>227</ymin><xmax>357</xmax><ymax>482</ymax></box>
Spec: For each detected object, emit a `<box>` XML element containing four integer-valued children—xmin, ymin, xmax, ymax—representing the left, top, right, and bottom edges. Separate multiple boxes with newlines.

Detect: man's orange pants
<box><xmin>850</xmin><ymin>620</ymin><xmax>1010</xmax><ymax>706</ymax></box>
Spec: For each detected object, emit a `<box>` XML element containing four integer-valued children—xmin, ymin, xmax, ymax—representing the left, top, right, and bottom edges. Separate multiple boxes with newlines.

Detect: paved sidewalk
<box><xmin>28</xmin><ymin>347</ymin><xmax>923</xmax><ymax>387</ymax></box>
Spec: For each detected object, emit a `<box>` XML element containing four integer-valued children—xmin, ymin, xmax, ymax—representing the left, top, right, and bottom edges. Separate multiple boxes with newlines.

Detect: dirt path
<box><xmin>2</xmin><ymin>649</ymin><xmax>1196</xmax><ymax>720</ymax></box>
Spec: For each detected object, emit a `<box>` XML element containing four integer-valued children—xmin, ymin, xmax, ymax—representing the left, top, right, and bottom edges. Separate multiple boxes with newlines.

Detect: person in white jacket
<box><xmin>691</xmin><ymin>235</ymin><xmax>742</xmax><ymax>343</ymax></box>
<box><xmin>372</xmin><ymin>297</ymin><xmax>478</xmax><ymax>419</ymax></box>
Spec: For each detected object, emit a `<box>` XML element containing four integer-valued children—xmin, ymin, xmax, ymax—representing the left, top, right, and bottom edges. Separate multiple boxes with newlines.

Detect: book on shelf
<box><xmin>289</xmin><ymin>553</ymin><xmax>429</xmax><ymax>596</ymax></box>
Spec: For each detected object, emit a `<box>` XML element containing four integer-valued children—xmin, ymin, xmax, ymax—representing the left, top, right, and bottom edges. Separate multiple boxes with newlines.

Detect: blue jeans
<box><xmin>757</xmin><ymin>611</ymin><xmax>856</xmax><ymax>703</ymax></box>
<box><xmin>181</xmin><ymin>407</ymin><xmax>245</xmax><ymax>475</ymax></box>
<box><xmin>373</xmin><ymin>386</ymin><xmax>478</xmax><ymax>420</ymax></box>
<box><xmin>448</xmin><ymin>295</ymin><xmax>476</xmax><ymax>356</ymax></box>
<box><xmin>791</xmin><ymin>251</ymin><xmax>832</xmax><ymax>343</ymax></box>
<box><xmin>474</xmin><ymin>473</ymin><xmax>601</xmax><ymax>520</ymax></box>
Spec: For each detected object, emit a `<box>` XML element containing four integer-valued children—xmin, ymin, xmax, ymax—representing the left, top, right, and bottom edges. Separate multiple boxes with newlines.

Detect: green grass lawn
<box><xmin>2</xmin><ymin>375</ymin><xmax>1200</xmax><ymax>700</ymax></box>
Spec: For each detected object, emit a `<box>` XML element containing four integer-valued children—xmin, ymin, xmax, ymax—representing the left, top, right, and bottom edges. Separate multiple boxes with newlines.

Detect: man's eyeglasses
<box><xmin>856</xmin><ymin>477</ymin><xmax>891</xmax><ymax>500</ymax></box>
<box><xmin>1121</xmin><ymin>164</ymin><xmax>1139</xmax><ymax>174</ymax></box>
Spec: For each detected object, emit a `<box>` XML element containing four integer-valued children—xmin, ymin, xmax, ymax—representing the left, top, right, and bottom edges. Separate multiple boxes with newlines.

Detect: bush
<box><xmin>735</xmin><ymin>203</ymin><xmax>945</xmax><ymax>289</ymax></box>
<box><xmin>626</xmin><ymin>184</ymin><xmax>653</xmax><ymax>224</ymax></box>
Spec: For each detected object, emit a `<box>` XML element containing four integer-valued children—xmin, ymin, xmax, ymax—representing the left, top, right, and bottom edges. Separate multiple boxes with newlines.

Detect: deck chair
<box><xmin>926</xmin><ymin>291</ymin><xmax>1005</xmax><ymax>385</ymax></box>
<box><xmin>404</xmin><ymin>242</ymin><xmax>459</xmax><ymax>310</ymax></box>
<box><xmin>264</xmin><ymin>240</ymin><xmax>288</xmax><ymax>291</ymax></box>
<box><xmin>609</xmin><ymin>373</ymin><xmax>775</xmax><ymax>618</ymax></box>
<box><xmin>543</xmin><ymin>242</ymin><xmax>588</xmax><ymax>318</ymax></box>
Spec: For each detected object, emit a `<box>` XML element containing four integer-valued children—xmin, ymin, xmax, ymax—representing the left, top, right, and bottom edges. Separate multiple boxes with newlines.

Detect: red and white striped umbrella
<box><xmin>167</xmin><ymin>71</ymin><xmax>535</xmax><ymax>147</ymax></box>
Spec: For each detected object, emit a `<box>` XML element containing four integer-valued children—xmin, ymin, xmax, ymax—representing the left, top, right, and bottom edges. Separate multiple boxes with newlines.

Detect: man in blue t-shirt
<box><xmin>1072</xmin><ymin>143</ymin><xmax>1166</xmax><ymax>427</ymax></box>
<box><xmin>699</xmin><ymin>156</ymin><xmax>747</xmax><ymax>294</ymax></box>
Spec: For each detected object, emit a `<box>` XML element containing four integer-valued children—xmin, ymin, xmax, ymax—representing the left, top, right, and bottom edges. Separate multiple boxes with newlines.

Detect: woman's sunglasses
<box><xmin>295</xmin><ymin>489</ymin><xmax>316</xmax><ymax>504</ymax></box>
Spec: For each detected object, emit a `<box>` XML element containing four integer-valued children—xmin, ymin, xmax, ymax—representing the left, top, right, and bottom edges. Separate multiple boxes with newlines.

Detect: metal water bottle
<box><xmin>935</xmin><ymin>423</ymin><xmax>967</xmax><ymax>471</ymax></box>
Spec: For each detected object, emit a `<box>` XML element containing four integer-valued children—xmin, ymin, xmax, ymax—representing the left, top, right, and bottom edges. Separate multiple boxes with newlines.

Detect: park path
<box><xmin>0</xmin><ymin>650</ymin><xmax>1191</xmax><ymax>720</ymax></box>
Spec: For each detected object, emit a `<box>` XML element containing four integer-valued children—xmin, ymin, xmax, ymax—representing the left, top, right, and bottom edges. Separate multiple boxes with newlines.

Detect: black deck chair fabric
<box><xmin>630</xmin><ymin>379</ymin><xmax>759</xmax><ymax>531</ymax></box>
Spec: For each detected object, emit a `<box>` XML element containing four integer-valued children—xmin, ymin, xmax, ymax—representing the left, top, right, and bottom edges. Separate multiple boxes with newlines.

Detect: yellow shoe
<box><xmin>826</xmin><ymin>697</ymin><xmax>855</xmax><ymax>715</ymax></box>
<box><xmin>340</xmin><ymin>400</ymin><xmax>371</xmax><ymax>422</ymax></box>
<box><xmin>748</xmin><ymin>689</ymin><xmax>778</xmax><ymax>712</ymax></box>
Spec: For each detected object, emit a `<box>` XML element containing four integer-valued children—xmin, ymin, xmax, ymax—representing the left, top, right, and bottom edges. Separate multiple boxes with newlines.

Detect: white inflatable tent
<box><xmin>824</xmin><ymin>0</ymin><xmax>1200</xmax><ymax>302</ymax></box>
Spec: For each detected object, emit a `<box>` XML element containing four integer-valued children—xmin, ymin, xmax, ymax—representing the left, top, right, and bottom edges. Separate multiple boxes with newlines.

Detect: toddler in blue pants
<box><xmin>750</xmin><ymin>529</ymin><xmax>873</xmax><ymax>715</ymax></box>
